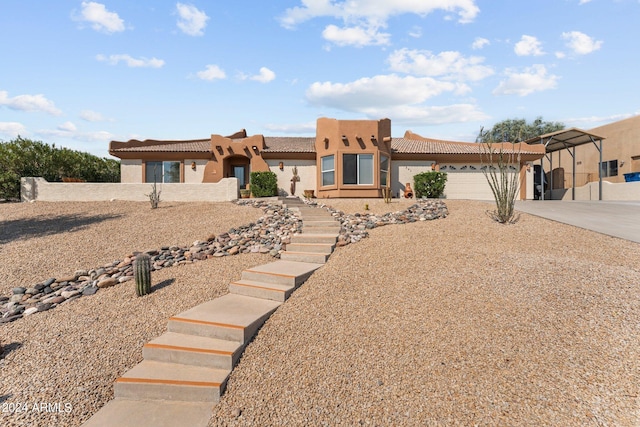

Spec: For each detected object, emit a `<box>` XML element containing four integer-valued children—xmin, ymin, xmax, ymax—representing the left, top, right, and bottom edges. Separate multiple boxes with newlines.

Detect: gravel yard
<box><xmin>1</xmin><ymin>199</ymin><xmax>639</xmax><ymax>426</ymax></box>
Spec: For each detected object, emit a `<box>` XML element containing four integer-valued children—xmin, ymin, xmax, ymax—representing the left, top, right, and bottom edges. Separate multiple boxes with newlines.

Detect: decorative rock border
<box><xmin>0</xmin><ymin>198</ymin><xmax>447</xmax><ymax>324</ymax></box>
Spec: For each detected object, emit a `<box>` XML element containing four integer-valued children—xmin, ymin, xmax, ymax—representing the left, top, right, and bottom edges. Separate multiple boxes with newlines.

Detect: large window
<box><xmin>380</xmin><ymin>155</ymin><xmax>389</xmax><ymax>187</ymax></box>
<box><xmin>321</xmin><ymin>155</ymin><xmax>335</xmax><ymax>186</ymax></box>
<box><xmin>600</xmin><ymin>159</ymin><xmax>618</xmax><ymax>178</ymax></box>
<box><xmin>146</xmin><ymin>161</ymin><xmax>181</xmax><ymax>183</ymax></box>
<box><xmin>343</xmin><ymin>154</ymin><xmax>373</xmax><ymax>185</ymax></box>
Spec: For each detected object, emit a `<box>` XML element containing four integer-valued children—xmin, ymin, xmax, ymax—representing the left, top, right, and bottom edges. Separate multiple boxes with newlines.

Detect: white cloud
<box><xmin>80</xmin><ymin>110</ymin><xmax>108</xmax><ymax>122</ymax></box>
<box><xmin>96</xmin><ymin>54</ymin><xmax>165</xmax><ymax>68</ymax></box>
<box><xmin>306</xmin><ymin>74</ymin><xmax>469</xmax><ymax>114</ymax></box>
<box><xmin>38</xmin><ymin>127</ymin><xmax>114</xmax><ymax>142</ymax></box>
<box><xmin>578</xmin><ymin>0</ymin><xmax>592</xmax><ymax>4</ymax></box>
<box><xmin>388</xmin><ymin>48</ymin><xmax>494</xmax><ymax>81</ymax></box>
<box><xmin>408</xmin><ymin>26</ymin><xmax>422</xmax><ymax>38</ymax></box>
<box><xmin>196</xmin><ymin>64</ymin><xmax>226</xmax><ymax>81</ymax></box>
<box><xmin>555</xmin><ymin>51</ymin><xmax>566</xmax><ymax>59</ymax></box>
<box><xmin>493</xmin><ymin>64</ymin><xmax>559</xmax><ymax>96</ymax></box>
<box><xmin>0</xmin><ymin>122</ymin><xmax>27</xmax><ymax>138</ymax></box>
<box><xmin>74</xmin><ymin>1</ymin><xmax>125</xmax><ymax>33</ymax></box>
<box><xmin>471</xmin><ymin>37</ymin><xmax>489</xmax><ymax>50</ymax></box>
<box><xmin>279</xmin><ymin>0</ymin><xmax>480</xmax><ymax>46</ymax></box>
<box><xmin>514</xmin><ymin>35</ymin><xmax>545</xmax><ymax>56</ymax></box>
<box><xmin>58</xmin><ymin>121</ymin><xmax>77</xmax><ymax>132</ymax></box>
<box><xmin>176</xmin><ymin>3</ymin><xmax>209</xmax><ymax>36</ymax></box>
<box><xmin>562</xmin><ymin>31</ymin><xmax>603</xmax><ymax>55</ymax></box>
<box><xmin>322</xmin><ymin>24</ymin><xmax>390</xmax><ymax>47</ymax></box>
<box><xmin>250</xmin><ymin>67</ymin><xmax>276</xmax><ymax>83</ymax></box>
<box><xmin>373</xmin><ymin>103</ymin><xmax>488</xmax><ymax>125</ymax></box>
<box><xmin>0</xmin><ymin>90</ymin><xmax>62</xmax><ymax>115</ymax></box>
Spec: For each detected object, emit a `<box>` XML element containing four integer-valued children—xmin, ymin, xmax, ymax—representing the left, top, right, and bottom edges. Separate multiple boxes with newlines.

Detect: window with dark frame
<box><xmin>600</xmin><ymin>159</ymin><xmax>618</xmax><ymax>177</ymax></box>
<box><xmin>343</xmin><ymin>153</ymin><xmax>373</xmax><ymax>185</ymax></box>
<box><xmin>146</xmin><ymin>161</ymin><xmax>181</xmax><ymax>183</ymax></box>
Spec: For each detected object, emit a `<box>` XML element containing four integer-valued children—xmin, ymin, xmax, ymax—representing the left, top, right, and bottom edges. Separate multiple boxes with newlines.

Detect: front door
<box><xmin>232</xmin><ymin>165</ymin><xmax>246</xmax><ymax>188</ymax></box>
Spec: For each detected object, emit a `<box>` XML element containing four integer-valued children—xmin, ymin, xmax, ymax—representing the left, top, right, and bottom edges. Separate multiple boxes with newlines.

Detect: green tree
<box><xmin>0</xmin><ymin>137</ymin><xmax>120</xmax><ymax>200</ymax></box>
<box><xmin>477</xmin><ymin>116</ymin><xmax>565</xmax><ymax>143</ymax></box>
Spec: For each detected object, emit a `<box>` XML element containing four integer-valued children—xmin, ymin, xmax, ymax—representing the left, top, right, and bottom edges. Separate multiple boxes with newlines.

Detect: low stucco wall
<box><xmin>21</xmin><ymin>177</ymin><xmax>240</xmax><ymax>202</ymax></box>
<box><xmin>549</xmin><ymin>180</ymin><xmax>640</xmax><ymax>201</ymax></box>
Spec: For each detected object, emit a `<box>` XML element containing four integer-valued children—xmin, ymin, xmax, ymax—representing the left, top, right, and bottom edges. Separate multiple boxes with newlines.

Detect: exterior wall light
<box><xmin>191</xmin><ymin>161</ymin><xmax>197</xmax><ymax>171</ymax></box>
<box><xmin>279</xmin><ymin>161</ymin><xmax>284</xmax><ymax>170</ymax></box>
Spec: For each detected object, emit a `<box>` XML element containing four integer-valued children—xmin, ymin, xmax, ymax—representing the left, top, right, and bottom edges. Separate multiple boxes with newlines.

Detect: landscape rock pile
<box><xmin>305</xmin><ymin>198</ymin><xmax>449</xmax><ymax>246</ymax></box>
<box><xmin>0</xmin><ymin>198</ymin><xmax>448</xmax><ymax>324</ymax></box>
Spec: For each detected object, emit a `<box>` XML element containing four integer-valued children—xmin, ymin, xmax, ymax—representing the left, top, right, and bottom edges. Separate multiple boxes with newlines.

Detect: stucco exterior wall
<box><xmin>392</xmin><ymin>160</ymin><xmax>435</xmax><ymax>198</ymax></box>
<box><xmin>184</xmin><ymin>159</ymin><xmax>208</xmax><ymax>184</ymax></box>
<box><xmin>266</xmin><ymin>160</ymin><xmax>316</xmax><ymax>197</ymax></box>
<box><xmin>21</xmin><ymin>177</ymin><xmax>240</xmax><ymax>202</ymax></box>
<box><xmin>121</xmin><ymin>159</ymin><xmax>142</xmax><ymax>183</ymax></box>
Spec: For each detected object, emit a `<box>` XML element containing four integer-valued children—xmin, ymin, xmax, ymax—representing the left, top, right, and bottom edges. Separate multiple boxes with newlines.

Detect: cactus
<box><xmin>134</xmin><ymin>253</ymin><xmax>152</xmax><ymax>296</ymax></box>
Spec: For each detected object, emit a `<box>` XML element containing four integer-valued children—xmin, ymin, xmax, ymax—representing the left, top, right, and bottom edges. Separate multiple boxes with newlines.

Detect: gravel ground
<box><xmin>210</xmin><ymin>200</ymin><xmax>640</xmax><ymax>426</ymax></box>
<box><xmin>1</xmin><ymin>199</ymin><xmax>639</xmax><ymax>426</ymax></box>
<box><xmin>0</xmin><ymin>201</ymin><xmax>269</xmax><ymax>427</ymax></box>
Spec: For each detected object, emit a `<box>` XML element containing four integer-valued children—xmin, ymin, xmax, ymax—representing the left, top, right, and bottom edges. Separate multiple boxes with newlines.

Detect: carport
<box><xmin>524</xmin><ymin>128</ymin><xmax>605</xmax><ymax>200</ymax></box>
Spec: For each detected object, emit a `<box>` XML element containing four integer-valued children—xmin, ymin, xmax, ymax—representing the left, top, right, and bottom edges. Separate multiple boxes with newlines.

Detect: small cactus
<box><xmin>134</xmin><ymin>253</ymin><xmax>152</xmax><ymax>296</ymax></box>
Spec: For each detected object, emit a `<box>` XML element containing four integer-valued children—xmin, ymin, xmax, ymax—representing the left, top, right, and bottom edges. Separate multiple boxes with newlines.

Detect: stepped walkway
<box><xmin>82</xmin><ymin>198</ymin><xmax>339</xmax><ymax>427</ymax></box>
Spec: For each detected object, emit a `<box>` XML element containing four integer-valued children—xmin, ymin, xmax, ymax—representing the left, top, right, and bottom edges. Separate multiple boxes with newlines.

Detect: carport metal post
<box><xmin>591</xmin><ymin>136</ymin><xmax>603</xmax><ymax>201</ymax></box>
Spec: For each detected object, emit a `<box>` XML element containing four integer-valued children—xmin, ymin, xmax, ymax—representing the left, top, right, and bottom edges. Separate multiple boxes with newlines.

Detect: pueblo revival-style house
<box><xmin>109</xmin><ymin>117</ymin><xmax>546</xmax><ymax>200</ymax></box>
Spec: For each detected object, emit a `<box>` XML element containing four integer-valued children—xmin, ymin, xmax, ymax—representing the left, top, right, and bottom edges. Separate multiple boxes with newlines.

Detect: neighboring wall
<box><xmin>21</xmin><ymin>177</ymin><xmax>240</xmax><ymax>202</ymax></box>
<box><xmin>266</xmin><ymin>160</ymin><xmax>316</xmax><ymax>197</ymax></box>
<box><xmin>549</xmin><ymin>180</ymin><xmax>640</xmax><ymax>201</ymax></box>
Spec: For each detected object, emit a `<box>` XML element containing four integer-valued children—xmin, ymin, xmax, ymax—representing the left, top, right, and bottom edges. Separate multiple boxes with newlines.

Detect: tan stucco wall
<box><xmin>21</xmin><ymin>177</ymin><xmax>240</xmax><ymax>202</ymax></box>
<box><xmin>266</xmin><ymin>159</ymin><xmax>316</xmax><ymax>197</ymax></box>
<box><xmin>121</xmin><ymin>159</ymin><xmax>142</xmax><ymax>183</ymax></box>
<box><xmin>184</xmin><ymin>159</ymin><xmax>208</xmax><ymax>184</ymax></box>
<box><xmin>392</xmin><ymin>160</ymin><xmax>435</xmax><ymax>198</ymax></box>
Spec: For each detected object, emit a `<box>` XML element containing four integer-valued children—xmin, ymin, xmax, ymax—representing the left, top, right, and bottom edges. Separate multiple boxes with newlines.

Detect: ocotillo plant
<box><xmin>134</xmin><ymin>253</ymin><xmax>152</xmax><ymax>296</ymax></box>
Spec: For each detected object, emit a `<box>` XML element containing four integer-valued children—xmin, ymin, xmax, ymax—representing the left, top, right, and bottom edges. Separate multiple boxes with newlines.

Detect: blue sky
<box><xmin>1</xmin><ymin>0</ymin><xmax>639</xmax><ymax>158</ymax></box>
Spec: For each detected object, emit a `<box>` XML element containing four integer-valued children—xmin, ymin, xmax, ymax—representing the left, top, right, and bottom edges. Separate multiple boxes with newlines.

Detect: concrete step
<box><xmin>114</xmin><ymin>360</ymin><xmax>229</xmax><ymax>402</ymax></box>
<box><xmin>286</xmin><ymin>242</ymin><xmax>334</xmax><ymax>254</ymax></box>
<box><xmin>303</xmin><ymin>220</ymin><xmax>339</xmax><ymax>227</ymax></box>
<box><xmin>143</xmin><ymin>331</ymin><xmax>243</xmax><ymax>370</ymax></box>
<box><xmin>301</xmin><ymin>226</ymin><xmax>341</xmax><ymax>234</ymax></box>
<box><xmin>80</xmin><ymin>398</ymin><xmax>212</xmax><ymax>427</ymax></box>
<box><xmin>280</xmin><ymin>251</ymin><xmax>329</xmax><ymax>264</ymax></box>
<box><xmin>167</xmin><ymin>294</ymin><xmax>281</xmax><ymax>343</ymax></box>
<box><xmin>229</xmin><ymin>279</ymin><xmax>295</xmax><ymax>302</ymax></box>
<box><xmin>240</xmin><ymin>260</ymin><xmax>322</xmax><ymax>286</ymax></box>
<box><xmin>299</xmin><ymin>214</ymin><xmax>335</xmax><ymax>221</ymax></box>
<box><xmin>290</xmin><ymin>234</ymin><xmax>338</xmax><ymax>244</ymax></box>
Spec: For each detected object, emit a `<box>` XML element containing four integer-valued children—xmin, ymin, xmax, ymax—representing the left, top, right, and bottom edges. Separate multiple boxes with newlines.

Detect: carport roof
<box><xmin>523</xmin><ymin>127</ymin><xmax>605</xmax><ymax>152</ymax></box>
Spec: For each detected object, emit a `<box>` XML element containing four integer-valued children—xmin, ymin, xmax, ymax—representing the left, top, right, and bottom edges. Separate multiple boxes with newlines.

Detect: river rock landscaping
<box><xmin>0</xmin><ymin>198</ymin><xmax>448</xmax><ymax>324</ymax></box>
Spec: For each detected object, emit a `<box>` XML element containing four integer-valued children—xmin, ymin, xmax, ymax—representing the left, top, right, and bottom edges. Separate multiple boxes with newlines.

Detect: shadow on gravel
<box><xmin>152</xmin><ymin>278</ymin><xmax>175</xmax><ymax>293</ymax></box>
<box><xmin>0</xmin><ymin>213</ymin><xmax>123</xmax><ymax>245</ymax></box>
<box><xmin>0</xmin><ymin>341</ymin><xmax>22</xmax><ymax>359</ymax></box>
<box><xmin>0</xmin><ymin>394</ymin><xmax>13</xmax><ymax>404</ymax></box>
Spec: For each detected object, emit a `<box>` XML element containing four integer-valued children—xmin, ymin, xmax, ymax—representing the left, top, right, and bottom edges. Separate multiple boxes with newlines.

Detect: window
<box><xmin>380</xmin><ymin>155</ymin><xmax>389</xmax><ymax>187</ymax></box>
<box><xmin>600</xmin><ymin>160</ymin><xmax>618</xmax><ymax>178</ymax></box>
<box><xmin>146</xmin><ymin>161</ymin><xmax>181</xmax><ymax>183</ymax></box>
<box><xmin>321</xmin><ymin>155</ymin><xmax>335</xmax><ymax>186</ymax></box>
<box><xmin>343</xmin><ymin>154</ymin><xmax>373</xmax><ymax>185</ymax></box>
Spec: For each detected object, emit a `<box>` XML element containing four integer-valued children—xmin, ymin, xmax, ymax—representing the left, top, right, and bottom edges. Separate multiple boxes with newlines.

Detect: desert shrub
<box><xmin>250</xmin><ymin>171</ymin><xmax>277</xmax><ymax>197</ymax></box>
<box><xmin>414</xmin><ymin>171</ymin><xmax>447</xmax><ymax>198</ymax></box>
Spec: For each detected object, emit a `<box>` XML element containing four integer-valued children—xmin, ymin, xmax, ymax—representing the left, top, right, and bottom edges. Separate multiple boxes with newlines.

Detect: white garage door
<box><xmin>441</xmin><ymin>164</ymin><xmax>518</xmax><ymax>200</ymax></box>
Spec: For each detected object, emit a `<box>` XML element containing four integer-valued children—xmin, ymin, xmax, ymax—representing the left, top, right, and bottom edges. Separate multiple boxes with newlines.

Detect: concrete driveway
<box><xmin>515</xmin><ymin>200</ymin><xmax>640</xmax><ymax>244</ymax></box>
